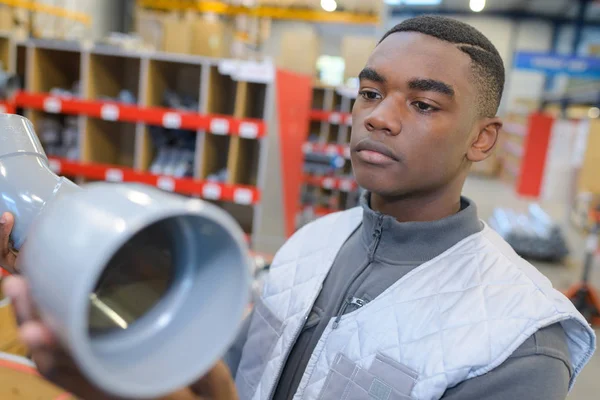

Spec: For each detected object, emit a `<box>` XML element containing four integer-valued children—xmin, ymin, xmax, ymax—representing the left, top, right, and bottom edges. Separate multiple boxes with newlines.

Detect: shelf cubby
<box><xmin>16</xmin><ymin>44</ymin><xmax>27</xmax><ymax>90</ymax></box>
<box><xmin>138</xmin><ymin>125</ymin><xmax>197</xmax><ymax>177</ymax></box>
<box><xmin>30</xmin><ymin>110</ymin><xmax>81</xmax><ymax>160</ymax></box>
<box><xmin>342</xmin><ymin>125</ymin><xmax>351</xmax><ymax>144</ymax></box>
<box><xmin>30</xmin><ymin>47</ymin><xmax>81</xmax><ymax>94</ymax></box>
<box><xmin>225</xmin><ymin>81</ymin><xmax>263</xmax><ymax>184</ymax></box>
<box><xmin>206</xmin><ymin>65</ymin><xmax>237</xmax><ymax>116</ymax></box>
<box><xmin>325</xmin><ymin>123</ymin><xmax>339</xmax><ymax>143</ymax></box>
<box><xmin>312</xmin><ymin>87</ymin><xmax>326</xmax><ymax>110</ymax></box>
<box><xmin>227</xmin><ymin>137</ymin><xmax>260</xmax><ymax>185</ymax></box>
<box><xmin>332</xmin><ymin>91</ymin><xmax>343</xmax><ymax>112</ymax></box>
<box><xmin>87</xmin><ymin>53</ymin><xmax>141</xmax><ymax>103</ymax></box>
<box><xmin>232</xmin><ymin>81</ymin><xmax>267</xmax><ymax>119</ymax></box>
<box><xmin>0</xmin><ymin>36</ymin><xmax>10</xmax><ymax>73</ymax></box>
<box><xmin>83</xmin><ymin>118</ymin><xmax>136</xmax><ymax>168</ymax></box>
<box><xmin>202</xmin><ymin>133</ymin><xmax>230</xmax><ymax>181</ymax></box>
<box><xmin>209</xmin><ymin>201</ymin><xmax>254</xmax><ymax>236</ymax></box>
<box><xmin>145</xmin><ymin>58</ymin><xmax>201</xmax><ymax>109</ymax></box>
<box><xmin>308</xmin><ymin>121</ymin><xmax>322</xmax><ymax>142</ymax></box>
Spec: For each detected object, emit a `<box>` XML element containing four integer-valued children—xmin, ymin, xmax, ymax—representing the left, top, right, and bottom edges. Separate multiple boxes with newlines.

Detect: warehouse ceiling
<box><xmin>388</xmin><ymin>0</ymin><xmax>600</xmax><ymax>22</ymax></box>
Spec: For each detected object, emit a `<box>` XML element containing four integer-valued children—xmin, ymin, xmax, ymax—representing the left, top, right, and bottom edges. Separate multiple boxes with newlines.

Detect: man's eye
<box><xmin>413</xmin><ymin>101</ymin><xmax>437</xmax><ymax>112</ymax></box>
<box><xmin>359</xmin><ymin>90</ymin><xmax>381</xmax><ymax>100</ymax></box>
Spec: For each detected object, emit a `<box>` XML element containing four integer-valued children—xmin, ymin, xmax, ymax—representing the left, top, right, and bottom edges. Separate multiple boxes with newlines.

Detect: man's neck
<box><xmin>370</xmin><ymin>187</ymin><xmax>463</xmax><ymax>223</ymax></box>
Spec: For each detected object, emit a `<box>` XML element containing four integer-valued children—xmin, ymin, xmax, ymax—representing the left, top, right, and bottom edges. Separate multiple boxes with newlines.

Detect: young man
<box><xmin>1</xmin><ymin>15</ymin><xmax>596</xmax><ymax>400</ymax></box>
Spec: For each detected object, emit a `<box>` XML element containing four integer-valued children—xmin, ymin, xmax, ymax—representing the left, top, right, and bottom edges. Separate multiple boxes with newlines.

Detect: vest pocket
<box><xmin>317</xmin><ymin>353</ymin><xmax>416</xmax><ymax>400</ymax></box>
<box><xmin>235</xmin><ymin>298</ymin><xmax>284</xmax><ymax>397</ymax></box>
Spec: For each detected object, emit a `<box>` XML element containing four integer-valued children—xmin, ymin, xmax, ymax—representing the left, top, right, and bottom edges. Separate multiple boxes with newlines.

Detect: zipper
<box><xmin>368</xmin><ymin>214</ymin><xmax>384</xmax><ymax>262</ymax></box>
<box><xmin>332</xmin><ymin>214</ymin><xmax>384</xmax><ymax>330</ymax></box>
<box><xmin>266</xmin><ymin>288</ymin><xmax>321</xmax><ymax>400</ymax></box>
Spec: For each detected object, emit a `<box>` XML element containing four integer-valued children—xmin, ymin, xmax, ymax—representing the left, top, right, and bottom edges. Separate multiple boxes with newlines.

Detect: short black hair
<box><xmin>379</xmin><ymin>15</ymin><xmax>505</xmax><ymax>118</ymax></box>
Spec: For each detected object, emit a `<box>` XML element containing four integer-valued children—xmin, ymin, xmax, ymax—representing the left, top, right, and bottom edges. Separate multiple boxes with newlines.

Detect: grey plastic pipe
<box><xmin>0</xmin><ymin>114</ymin><xmax>251</xmax><ymax>399</ymax></box>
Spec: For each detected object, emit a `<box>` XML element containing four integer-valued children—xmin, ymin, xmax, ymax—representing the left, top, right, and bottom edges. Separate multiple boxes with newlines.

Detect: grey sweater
<box><xmin>226</xmin><ymin>194</ymin><xmax>572</xmax><ymax>400</ymax></box>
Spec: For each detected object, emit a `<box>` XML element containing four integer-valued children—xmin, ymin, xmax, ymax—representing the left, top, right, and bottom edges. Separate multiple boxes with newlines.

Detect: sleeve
<box><xmin>222</xmin><ymin>309</ymin><xmax>254</xmax><ymax>378</ymax></box>
<box><xmin>441</xmin><ymin>324</ymin><xmax>572</xmax><ymax>400</ymax></box>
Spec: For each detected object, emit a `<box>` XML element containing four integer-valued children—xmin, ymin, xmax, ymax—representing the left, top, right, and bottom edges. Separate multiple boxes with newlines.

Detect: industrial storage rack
<box><xmin>298</xmin><ymin>83</ymin><xmax>360</xmax><ymax>227</ymax></box>
<box><xmin>0</xmin><ymin>33</ymin><xmax>313</xmax><ymax>255</ymax></box>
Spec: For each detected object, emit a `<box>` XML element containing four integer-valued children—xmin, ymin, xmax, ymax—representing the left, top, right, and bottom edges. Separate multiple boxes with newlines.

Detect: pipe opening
<box><xmin>87</xmin><ymin>220</ymin><xmax>178</xmax><ymax>337</ymax></box>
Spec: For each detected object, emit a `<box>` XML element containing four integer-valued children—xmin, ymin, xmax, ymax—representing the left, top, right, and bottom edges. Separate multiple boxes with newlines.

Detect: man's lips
<box><xmin>354</xmin><ymin>139</ymin><xmax>399</xmax><ymax>164</ymax></box>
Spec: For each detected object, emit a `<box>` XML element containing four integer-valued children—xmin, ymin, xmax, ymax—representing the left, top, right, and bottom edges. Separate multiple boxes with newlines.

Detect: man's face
<box><xmin>351</xmin><ymin>32</ymin><xmax>488</xmax><ymax>198</ymax></box>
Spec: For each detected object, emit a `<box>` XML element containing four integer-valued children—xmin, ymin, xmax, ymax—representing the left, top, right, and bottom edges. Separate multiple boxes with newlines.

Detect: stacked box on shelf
<box><xmin>298</xmin><ymin>83</ymin><xmax>360</xmax><ymax>228</ymax></box>
<box><xmin>6</xmin><ymin>38</ymin><xmax>313</xmax><ymax>253</ymax></box>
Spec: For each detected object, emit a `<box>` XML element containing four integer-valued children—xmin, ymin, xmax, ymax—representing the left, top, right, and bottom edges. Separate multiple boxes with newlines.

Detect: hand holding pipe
<box><xmin>0</xmin><ymin>114</ymin><xmax>251</xmax><ymax>399</ymax></box>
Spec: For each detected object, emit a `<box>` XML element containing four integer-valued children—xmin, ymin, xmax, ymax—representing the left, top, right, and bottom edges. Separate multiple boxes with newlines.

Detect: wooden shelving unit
<box><xmin>2</xmin><ymin>38</ymin><xmax>313</xmax><ymax>253</ymax></box>
<box><xmin>298</xmin><ymin>84</ymin><xmax>360</xmax><ymax>228</ymax></box>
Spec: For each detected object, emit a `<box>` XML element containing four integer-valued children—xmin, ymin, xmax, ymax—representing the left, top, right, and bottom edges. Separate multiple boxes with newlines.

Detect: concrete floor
<box><xmin>463</xmin><ymin>175</ymin><xmax>600</xmax><ymax>399</ymax></box>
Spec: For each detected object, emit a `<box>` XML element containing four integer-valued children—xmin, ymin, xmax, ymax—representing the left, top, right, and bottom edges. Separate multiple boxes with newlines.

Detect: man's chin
<box><xmin>355</xmin><ymin>174</ymin><xmax>407</xmax><ymax>198</ymax></box>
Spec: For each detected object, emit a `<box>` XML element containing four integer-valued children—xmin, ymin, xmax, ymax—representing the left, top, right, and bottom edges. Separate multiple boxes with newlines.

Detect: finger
<box><xmin>19</xmin><ymin>320</ymin><xmax>57</xmax><ymax>350</ymax></box>
<box><xmin>2</xmin><ymin>275</ymin><xmax>40</xmax><ymax>324</ymax></box>
<box><xmin>0</xmin><ymin>212</ymin><xmax>17</xmax><ymax>271</ymax></box>
<box><xmin>0</xmin><ymin>212</ymin><xmax>14</xmax><ymax>249</ymax></box>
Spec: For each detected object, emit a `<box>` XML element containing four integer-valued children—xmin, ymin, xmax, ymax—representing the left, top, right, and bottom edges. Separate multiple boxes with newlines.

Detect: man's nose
<box><xmin>364</xmin><ymin>98</ymin><xmax>402</xmax><ymax>136</ymax></box>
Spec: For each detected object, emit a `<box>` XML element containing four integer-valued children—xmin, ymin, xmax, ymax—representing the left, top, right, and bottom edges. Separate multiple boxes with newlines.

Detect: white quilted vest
<box><xmin>235</xmin><ymin>208</ymin><xmax>596</xmax><ymax>400</ymax></box>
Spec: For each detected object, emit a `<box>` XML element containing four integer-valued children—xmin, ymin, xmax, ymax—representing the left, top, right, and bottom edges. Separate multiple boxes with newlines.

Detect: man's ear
<box><xmin>467</xmin><ymin>117</ymin><xmax>502</xmax><ymax>162</ymax></box>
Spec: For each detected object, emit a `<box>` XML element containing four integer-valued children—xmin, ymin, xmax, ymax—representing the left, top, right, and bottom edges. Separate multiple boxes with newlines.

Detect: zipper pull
<box><xmin>333</xmin><ymin>296</ymin><xmax>352</xmax><ymax>329</ymax></box>
<box><xmin>349</xmin><ymin>297</ymin><xmax>366</xmax><ymax>307</ymax></box>
<box><xmin>333</xmin><ymin>297</ymin><xmax>367</xmax><ymax>330</ymax></box>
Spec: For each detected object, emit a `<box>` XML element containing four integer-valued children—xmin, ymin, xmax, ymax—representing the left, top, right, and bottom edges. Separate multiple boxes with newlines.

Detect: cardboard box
<box><xmin>162</xmin><ymin>16</ymin><xmax>193</xmax><ymax>54</ymax></box>
<box><xmin>135</xmin><ymin>8</ymin><xmax>166</xmax><ymax>51</ymax></box>
<box><xmin>341</xmin><ymin>36</ymin><xmax>376</xmax><ymax>81</ymax></box>
<box><xmin>191</xmin><ymin>18</ymin><xmax>229</xmax><ymax>58</ymax></box>
<box><xmin>278</xmin><ymin>26</ymin><xmax>320</xmax><ymax>77</ymax></box>
<box><xmin>0</xmin><ymin>5</ymin><xmax>12</xmax><ymax>33</ymax></box>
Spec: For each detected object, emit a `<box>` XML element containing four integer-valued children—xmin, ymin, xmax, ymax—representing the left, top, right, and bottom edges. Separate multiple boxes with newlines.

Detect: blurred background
<box><xmin>0</xmin><ymin>0</ymin><xmax>599</xmax><ymax>398</ymax></box>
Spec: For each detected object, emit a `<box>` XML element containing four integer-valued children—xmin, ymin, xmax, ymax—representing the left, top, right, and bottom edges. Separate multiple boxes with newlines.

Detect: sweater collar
<box><xmin>359</xmin><ymin>192</ymin><xmax>483</xmax><ymax>264</ymax></box>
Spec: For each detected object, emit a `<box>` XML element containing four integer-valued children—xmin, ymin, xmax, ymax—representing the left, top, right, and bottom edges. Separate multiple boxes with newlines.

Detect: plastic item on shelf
<box><xmin>162</xmin><ymin>148</ymin><xmax>194</xmax><ymax>178</ymax></box>
<box><xmin>149</xmin><ymin>147</ymin><xmax>170</xmax><ymax>175</ymax></box>
<box><xmin>0</xmin><ymin>62</ymin><xmax>20</xmax><ymax>100</ymax></box>
<box><xmin>207</xmin><ymin>168</ymin><xmax>229</xmax><ymax>183</ymax></box>
<box><xmin>38</xmin><ymin>116</ymin><xmax>80</xmax><ymax>159</ymax></box>
<box><xmin>163</xmin><ymin>90</ymin><xmax>199</xmax><ymax>112</ymax></box>
<box><xmin>148</xmin><ymin>126</ymin><xmax>197</xmax><ymax>177</ymax></box>
<box><xmin>0</xmin><ymin>113</ymin><xmax>251</xmax><ymax>399</ymax></box>
<box><xmin>172</xmin><ymin>149</ymin><xmax>195</xmax><ymax>178</ymax></box>
<box><xmin>303</xmin><ymin>152</ymin><xmax>346</xmax><ymax>176</ymax></box>
<box><xmin>38</xmin><ymin>118</ymin><xmax>62</xmax><ymax>147</ymax></box>
<box><xmin>99</xmin><ymin>89</ymin><xmax>137</xmax><ymax>105</ymax></box>
<box><xmin>488</xmin><ymin>205</ymin><xmax>569</xmax><ymax>262</ymax></box>
<box><xmin>49</xmin><ymin>81</ymin><xmax>81</xmax><ymax>98</ymax></box>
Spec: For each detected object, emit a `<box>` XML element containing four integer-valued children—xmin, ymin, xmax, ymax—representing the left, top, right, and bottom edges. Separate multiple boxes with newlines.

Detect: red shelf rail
<box><xmin>0</xmin><ymin>101</ymin><xmax>16</xmax><ymax>114</ymax></box>
<box><xmin>48</xmin><ymin>157</ymin><xmax>261</xmax><ymax>205</ymax></box>
<box><xmin>13</xmin><ymin>91</ymin><xmax>267</xmax><ymax>138</ymax></box>
<box><xmin>309</xmin><ymin>109</ymin><xmax>352</xmax><ymax>125</ymax></box>
<box><xmin>302</xmin><ymin>174</ymin><xmax>357</xmax><ymax>191</ymax></box>
<box><xmin>303</xmin><ymin>142</ymin><xmax>350</xmax><ymax>158</ymax></box>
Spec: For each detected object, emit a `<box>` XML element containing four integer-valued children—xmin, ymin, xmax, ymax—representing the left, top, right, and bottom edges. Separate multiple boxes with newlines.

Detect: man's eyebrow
<box><xmin>408</xmin><ymin>78</ymin><xmax>455</xmax><ymax>97</ymax></box>
<box><xmin>358</xmin><ymin>67</ymin><xmax>386</xmax><ymax>84</ymax></box>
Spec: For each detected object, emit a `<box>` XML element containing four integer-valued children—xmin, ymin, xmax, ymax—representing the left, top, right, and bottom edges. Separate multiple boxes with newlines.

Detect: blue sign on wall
<box><xmin>514</xmin><ymin>51</ymin><xmax>600</xmax><ymax>79</ymax></box>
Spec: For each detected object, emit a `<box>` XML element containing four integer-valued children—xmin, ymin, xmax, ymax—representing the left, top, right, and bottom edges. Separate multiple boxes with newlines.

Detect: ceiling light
<box><xmin>470</xmin><ymin>0</ymin><xmax>486</xmax><ymax>12</ymax></box>
<box><xmin>321</xmin><ymin>0</ymin><xmax>337</xmax><ymax>12</ymax></box>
